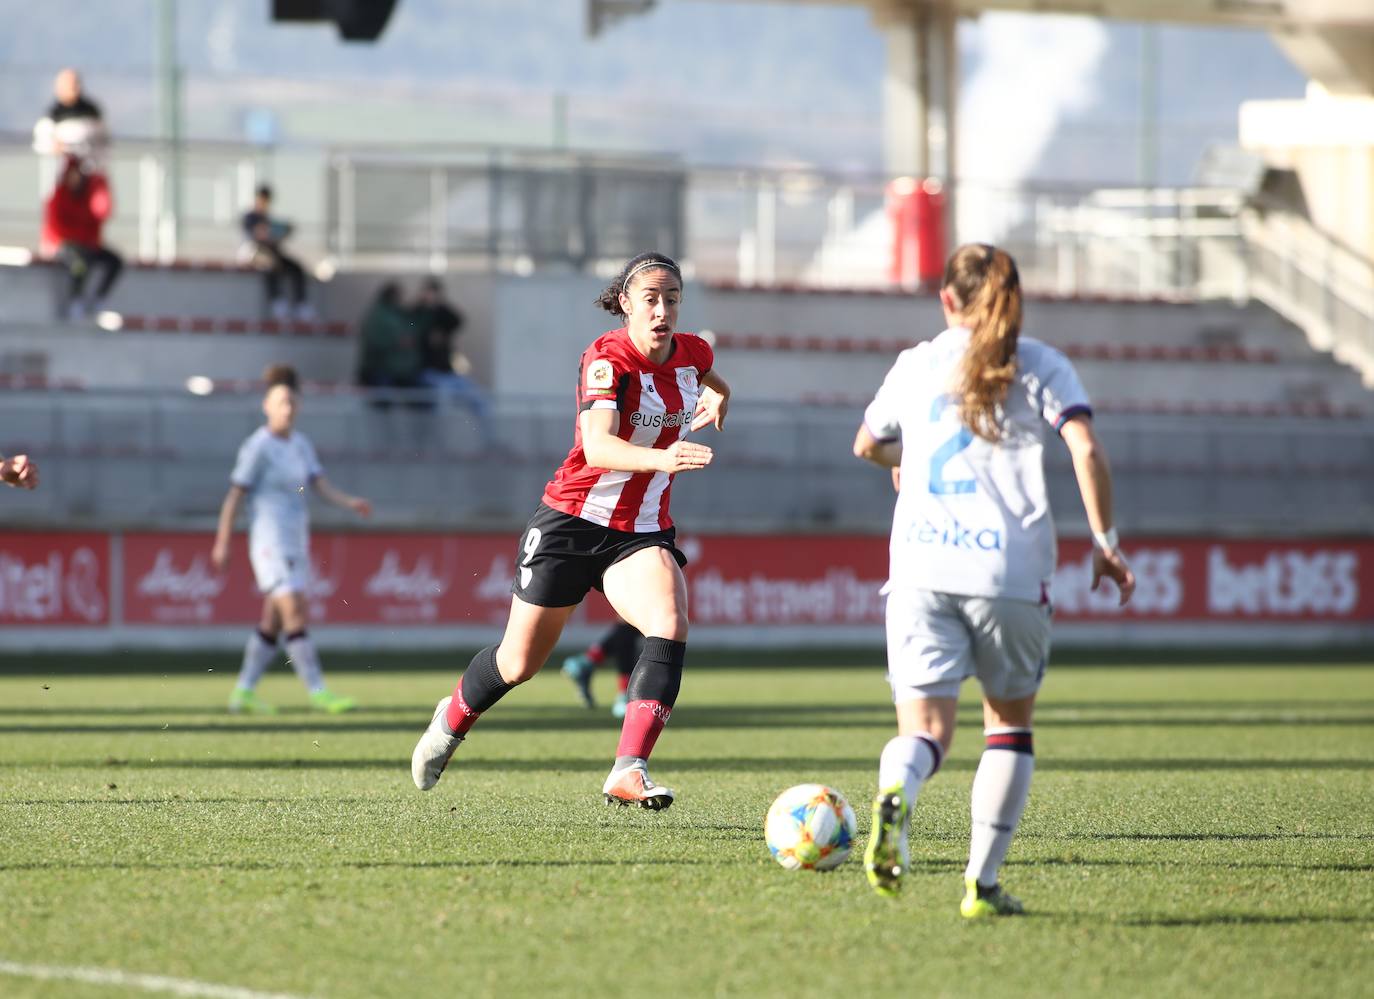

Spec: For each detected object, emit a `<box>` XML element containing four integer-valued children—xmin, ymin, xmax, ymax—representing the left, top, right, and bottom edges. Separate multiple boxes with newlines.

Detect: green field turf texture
<box><xmin>2</xmin><ymin>661</ymin><xmax>1372</xmax><ymax>998</ymax></box>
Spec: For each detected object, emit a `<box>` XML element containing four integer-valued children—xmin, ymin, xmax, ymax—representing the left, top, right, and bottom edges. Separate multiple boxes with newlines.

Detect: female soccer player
<box><xmin>411</xmin><ymin>251</ymin><xmax>730</xmax><ymax>809</ymax></box>
<box><xmin>561</xmin><ymin>618</ymin><xmax>642</xmax><ymax>716</ymax></box>
<box><xmin>853</xmin><ymin>243</ymin><xmax>1134</xmax><ymax>917</ymax></box>
<box><xmin>212</xmin><ymin>365</ymin><xmax>373</xmax><ymax>715</ymax></box>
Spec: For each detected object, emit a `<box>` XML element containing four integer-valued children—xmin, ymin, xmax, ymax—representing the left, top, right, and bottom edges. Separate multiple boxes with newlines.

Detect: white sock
<box><xmin>235</xmin><ymin>631</ymin><xmax>278</xmax><ymax>690</ymax></box>
<box><xmin>284</xmin><ymin>631</ymin><xmax>326</xmax><ymax>693</ymax></box>
<box><xmin>877</xmin><ymin>733</ymin><xmax>943</xmax><ymax>805</ymax></box>
<box><xmin>965</xmin><ymin>727</ymin><xmax>1035</xmax><ymax>887</ymax></box>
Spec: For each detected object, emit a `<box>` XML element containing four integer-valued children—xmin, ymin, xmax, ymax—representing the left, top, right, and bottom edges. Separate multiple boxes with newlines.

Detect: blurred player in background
<box><xmin>561</xmin><ymin>619</ymin><xmax>642</xmax><ymax>716</ymax></box>
<box><xmin>412</xmin><ymin>251</ymin><xmax>730</xmax><ymax>809</ymax></box>
<box><xmin>213</xmin><ymin>365</ymin><xmax>372</xmax><ymax>715</ymax></box>
<box><xmin>853</xmin><ymin>243</ymin><xmax>1135</xmax><ymax>918</ymax></box>
<box><xmin>0</xmin><ymin>454</ymin><xmax>39</xmax><ymax>490</ymax></box>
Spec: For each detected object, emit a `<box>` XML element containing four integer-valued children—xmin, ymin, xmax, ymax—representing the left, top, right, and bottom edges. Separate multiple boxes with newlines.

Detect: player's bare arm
<box><xmin>1060</xmin><ymin>415</ymin><xmax>1135</xmax><ymax>605</ymax></box>
<box><xmin>312</xmin><ymin>475</ymin><xmax>372</xmax><ymax>517</ymax></box>
<box><xmin>212</xmin><ymin>484</ymin><xmax>247</xmax><ymax>570</ymax></box>
<box><xmin>692</xmin><ymin>370</ymin><xmax>731</xmax><ymax>431</ymax></box>
<box><xmin>579</xmin><ymin>408</ymin><xmax>712</xmax><ymax>474</ymax></box>
<box><xmin>852</xmin><ymin>423</ymin><xmax>902</xmax><ymax>468</ymax></box>
<box><xmin>0</xmin><ymin>453</ymin><xmax>39</xmax><ymax>489</ymax></box>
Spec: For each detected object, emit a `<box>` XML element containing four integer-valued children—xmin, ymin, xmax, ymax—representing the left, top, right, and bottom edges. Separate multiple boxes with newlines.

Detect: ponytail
<box><xmin>943</xmin><ymin>243</ymin><xmax>1023</xmax><ymax>442</ymax></box>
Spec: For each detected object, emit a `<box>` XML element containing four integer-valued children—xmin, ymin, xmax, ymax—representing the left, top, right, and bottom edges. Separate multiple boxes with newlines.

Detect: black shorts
<box><xmin>511</xmin><ymin>503</ymin><xmax>688</xmax><ymax>608</ymax></box>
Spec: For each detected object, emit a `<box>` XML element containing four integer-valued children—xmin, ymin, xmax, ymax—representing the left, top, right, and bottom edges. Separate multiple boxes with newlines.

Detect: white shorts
<box><xmin>249</xmin><ymin>541</ymin><xmax>310</xmax><ymax>598</ymax></box>
<box><xmin>885</xmin><ymin>588</ymin><xmax>1051</xmax><ymax>702</ymax></box>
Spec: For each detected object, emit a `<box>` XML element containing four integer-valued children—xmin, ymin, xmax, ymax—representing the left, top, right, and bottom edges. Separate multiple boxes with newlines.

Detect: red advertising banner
<box><xmin>124</xmin><ymin>533</ymin><xmax>259</xmax><ymax>625</ymax></box>
<box><xmin>123</xmin><ymin>531</ymin><xmax>518</xmax><ymax>626</ymax></box>
<box><xmin>665</xmin><ymin>535</ymin><xmax>1374</xmax><ymax>625</ymax></box>
<box><xmin>106</xmin><ymin>531</ymin><xmax>1374</xmax><ymax>628</ymax></box>
<box><xmin>1052</xmin><ymin>539</ymin><xmax>1374</xmax><ymax>622</ymax></box>
<box><xmin>0</xmin><ymin>532</ymin><xmax>110</xmax><ymax>626</ymax></box>
<box><xmin>656</xmin><ymin>535</ymin><xmax>887</xmax><ymax>626</ymax></box>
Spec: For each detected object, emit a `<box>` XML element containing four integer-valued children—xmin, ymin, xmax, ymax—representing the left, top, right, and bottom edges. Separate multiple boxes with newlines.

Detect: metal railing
<box><xmin>1242</xmin><ymin>210</ymin><xmax>1374</xmax><ymax>387</ymax></box>
<box><xmin>0</xmin><ymin>133</ymin><xmax>277</xmax><ymax>263</ymax></box>
<box><xmin>0</xmin><ymin>132</ymin><xmax>1250</xmax><ymax>292</ymax></box>
<box><xmin>324</xmin><ymin>146</ymin><xmax>686</xmax><ymax>273</ymax></box>
<box><xmin>3</xmin><ymin>131</ymin><xmax>1369</xmax><ymax>381</ymax></box>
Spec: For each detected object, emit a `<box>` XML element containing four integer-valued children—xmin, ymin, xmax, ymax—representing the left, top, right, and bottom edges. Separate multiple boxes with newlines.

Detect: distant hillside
<box><xmin>0</xmin><ymin>0</ymin><xmax>1305</xmax><ymax>184</ymax></box>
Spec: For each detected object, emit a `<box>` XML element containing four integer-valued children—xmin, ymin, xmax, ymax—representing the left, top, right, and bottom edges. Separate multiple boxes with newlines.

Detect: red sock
<box><xmin>586</xmin><ymin>644</ymin><xmax>607</xmax><ymax>665</ymax></box>
<box><xmin>616</xmin><ymin>700</ymin><xmax>671</xmax><ymax>759</ymax></box>
<box><xmin>617</xmin><ymin>673</ymin><xmax>630</xmax><ymax>693</ymax></box>
<box><xmin>444</xmin><ymin>681</ymin><xmax>482</xmax><ymax>736</ymax></box>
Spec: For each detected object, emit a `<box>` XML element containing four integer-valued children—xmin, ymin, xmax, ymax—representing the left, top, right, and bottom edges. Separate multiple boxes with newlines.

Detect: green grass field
<box><xmin>2</xmin><ymin>658</ymin><xmax>1372</xmax><ymax>998</ymax></box>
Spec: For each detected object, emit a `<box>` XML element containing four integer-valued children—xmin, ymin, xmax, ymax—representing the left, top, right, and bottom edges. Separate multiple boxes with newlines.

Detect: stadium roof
<box><xmin>754</xmin><ymin>1</ymin><xmax>1374</xmax><ymax>29</ymax></box>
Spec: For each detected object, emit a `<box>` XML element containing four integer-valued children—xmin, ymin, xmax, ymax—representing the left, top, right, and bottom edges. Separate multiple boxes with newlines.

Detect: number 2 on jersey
<box><xmin>928</xmin><ymin>395</ymin><xmax>975</xmax><ymax>495</ymax></box>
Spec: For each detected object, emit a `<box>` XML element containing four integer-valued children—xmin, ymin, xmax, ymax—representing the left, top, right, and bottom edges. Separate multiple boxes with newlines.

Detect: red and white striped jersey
<box><xmin>542</xmin><ymin>328</ymin><xmax>714</xmax><ymax>533</ymax></box>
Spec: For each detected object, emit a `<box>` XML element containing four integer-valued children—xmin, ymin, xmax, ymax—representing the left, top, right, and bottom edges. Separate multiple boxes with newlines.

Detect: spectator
<box><xmin>32</xmin><ymin>68</ymin><xmax>110</xmax><ymax>169</ymax></box>
<box><xmin>413</xmin><ymin>278</ymin><xmax>495</xmax><ymax>447</ymax></box>
<box><xmin>43</xmin><ymin>156</ymin><xmax>122</xmax><ymax>320</ymax></box>
<box><xmin>357</xmin><ymin>282</ymin><xmax>425</xmax><ymax>397</ymax></box>
<box><xmin>240</xmin><ymin>184</ymin><xmax>312</xmax><ymax>320</ymax></box>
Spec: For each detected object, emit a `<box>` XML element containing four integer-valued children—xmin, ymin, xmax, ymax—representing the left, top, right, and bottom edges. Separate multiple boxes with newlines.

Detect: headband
<box><xmin>621</xmin><ymin>259</ymin><xmax>680</xmax><ymax>293</ymax></box>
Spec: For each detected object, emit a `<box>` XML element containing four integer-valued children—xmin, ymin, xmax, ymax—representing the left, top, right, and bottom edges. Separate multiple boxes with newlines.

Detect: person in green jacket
<box><xmin>357</xmin><ymin>282</ymin><xmax>425</xmax><ymax>393</ymax></box>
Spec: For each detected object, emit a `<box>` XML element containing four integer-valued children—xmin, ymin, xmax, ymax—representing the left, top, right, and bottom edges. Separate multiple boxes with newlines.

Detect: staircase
<box><xmin>1240</xmin><ymin>210</ymin><xmax>1374</xmax><ymax>388</ymax></box>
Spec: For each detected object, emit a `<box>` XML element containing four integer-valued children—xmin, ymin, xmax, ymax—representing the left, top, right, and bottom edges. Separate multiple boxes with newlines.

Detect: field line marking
<box><xmin>0</xmin><ymin>959</ymin><xmax>317</xmax><ymax>999</ymax></box>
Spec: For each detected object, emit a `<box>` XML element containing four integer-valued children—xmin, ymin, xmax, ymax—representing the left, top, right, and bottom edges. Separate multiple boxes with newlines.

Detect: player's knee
<box><xmin>641</xmin><ymin>609</ymin><xmax>688</xmax><ymax>643</ymax></box>
<box><xmin>494</xmin><ymin>647</ymin><xmax>543</xmax><ymax>685</ymax></box>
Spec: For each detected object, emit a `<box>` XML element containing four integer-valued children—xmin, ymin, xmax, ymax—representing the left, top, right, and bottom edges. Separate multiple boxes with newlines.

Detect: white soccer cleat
<box><xmin>411</xmin><ymin>696</ymin><xmax>462</xmax><ymax>791</ymax></box>
<box><xmin>602</xmin><ymin>760</ymin><xmax>675</xmax><ymax>811</ymax></box>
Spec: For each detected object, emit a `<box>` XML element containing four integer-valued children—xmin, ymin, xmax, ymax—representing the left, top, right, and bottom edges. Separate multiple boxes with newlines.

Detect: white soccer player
<box><xmin>212</xmin><ymin>364</ymin><xmax>372</xmax><ymax>715</ymax></box>
<box><xmin>853</xmin><ymin>243</ymin><xmax>1134</xmax><ymax>918</ymax></box>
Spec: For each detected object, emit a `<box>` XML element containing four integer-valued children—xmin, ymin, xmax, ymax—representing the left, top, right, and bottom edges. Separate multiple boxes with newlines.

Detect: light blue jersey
<box><xmin>230</xmin><ymin>426</ymin><xmax>323</xmax><ymax>560</ymax></box>
<box><xmin>864</xmin><ymin>327</ymin><xmax>1091</xmax><ymax>604</ymax></box>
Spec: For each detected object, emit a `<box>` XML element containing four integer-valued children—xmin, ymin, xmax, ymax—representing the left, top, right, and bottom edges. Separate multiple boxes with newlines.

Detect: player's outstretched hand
<box><xmin>659</xmin><ymin>440</ymin><xmax>713</xmax><ymax>473</ymax></box>
<box><xmin>1091</xmin><ymin>547</ymin><xmax>1135</xmax><ymax>606</ymax></box>
<box><xmin>350</xmin><ymin>497</ymin><xmax>373</xmax><ymax>518</ymax></box>
<box><xmin>691</xmin><ymin>387</ymin><xmax>728</xmax><ymax>432</ymax></box>
<box><xmin>211</xmin><ymin>539</ymin><xmax>230</xmax><ymax>572</ymax></box>
<box><xmin>0</xmin><ymin>454</ymin><xmax>38</xmax><ymax>490</ymax></box>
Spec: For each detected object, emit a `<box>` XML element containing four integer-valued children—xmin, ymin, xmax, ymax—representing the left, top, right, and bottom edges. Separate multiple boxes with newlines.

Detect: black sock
<box><xmin>459</xmin><ymin>645</ymin><xmax>513</xmax><ymax>713</ymax></box>
<box><xmin>624</xmin><ymin>637</ymin><xmax>686</xmax><ymax>706</ymax></box>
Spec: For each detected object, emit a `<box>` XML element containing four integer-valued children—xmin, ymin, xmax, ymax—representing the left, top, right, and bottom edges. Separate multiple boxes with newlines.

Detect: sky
<box><xmin>0</xmin><ymin>0</ymin><xmax>1306</xmax><ymax>185</ymax></box>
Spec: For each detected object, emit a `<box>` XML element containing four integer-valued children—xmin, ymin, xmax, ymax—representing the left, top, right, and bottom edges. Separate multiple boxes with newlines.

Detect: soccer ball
<box><xmin>764</xmin><ymin>784</ymin><xmax>857</xmax><ymax>871</ymax></box>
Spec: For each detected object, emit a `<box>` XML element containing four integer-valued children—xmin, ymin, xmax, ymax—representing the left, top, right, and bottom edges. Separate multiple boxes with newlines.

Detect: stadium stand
<box><xmin>1</xmin><ymin>197</ymin><xmax>1371</xmax><ymax>542</ymax></box>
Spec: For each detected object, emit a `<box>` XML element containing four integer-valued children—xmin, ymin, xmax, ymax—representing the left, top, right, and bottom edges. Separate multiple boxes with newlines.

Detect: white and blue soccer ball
<box><xmin>765</xmin><ymin>784</ymin><xmax>857</xmax><ymax>871</ymax></box>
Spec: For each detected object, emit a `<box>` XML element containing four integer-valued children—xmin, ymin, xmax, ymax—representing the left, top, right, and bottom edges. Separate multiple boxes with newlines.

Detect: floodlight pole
<box><xmin>156</xmin><ymin>0</ymin><xmax>183</xmax><ymax>261</ymax></box>
<box><xmin>1139</xmin><ymin>23</ymin><xmax>1159</xmax><ymax>188</ymax></box>
<box><xmin>874</xmin><ymin>1</ymin><xmax>959</xmax><ymax>244</ymax></box>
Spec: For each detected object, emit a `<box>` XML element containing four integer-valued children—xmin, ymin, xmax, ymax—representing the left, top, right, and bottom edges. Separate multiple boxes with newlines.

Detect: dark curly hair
<box><xmin>594</xmin><ymin>252</ymin><xmax>682</xmax><ymax>317</ymax></box>
<box><xmin>262</xmin><ymin>363</ymin><xmax>299</xmax><ymax>391</ymax></box>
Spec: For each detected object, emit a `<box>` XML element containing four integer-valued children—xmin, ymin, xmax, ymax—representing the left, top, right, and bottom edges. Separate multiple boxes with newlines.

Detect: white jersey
<box><xmin>230</xmin><ymin>426</ymin><xmax>323</xmax><ymax>557</ymax></box>
<box><xmin>864</xmin><ymin>327</ymin><xmax>1092</xmax><ymax>604</ymax></box>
